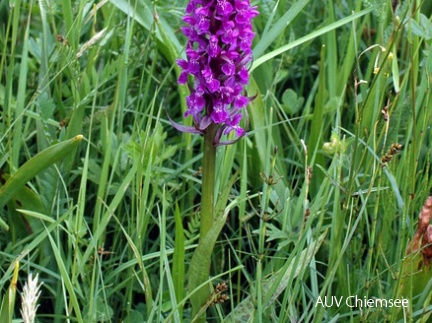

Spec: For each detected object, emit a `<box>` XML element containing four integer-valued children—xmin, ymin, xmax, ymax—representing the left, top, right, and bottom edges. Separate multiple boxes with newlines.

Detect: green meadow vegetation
<box><xmin>1</xmin><ymin>0</ymin><xmax>432</xmax><ymax>322</ymax></box>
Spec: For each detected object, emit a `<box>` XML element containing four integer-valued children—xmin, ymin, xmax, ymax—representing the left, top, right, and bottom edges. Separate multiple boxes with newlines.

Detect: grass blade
<box><xmin>46</xmin><ymin>230</ymin><xmax>83</xmax><ymax>322</ymax></box>
<box><xmin>172</xmin><ymin>202</ymin><xmax>185</xmax><ymax>317</ymax></box>
<box><xmin>253</xmin><ymin>0</ymin><xmax>312</xmax><ymax>59</ymax></box>
<box><xmin>251</xmin><ymin>6</ymin><xmax>376</xmax><ymax>72</ymax></box>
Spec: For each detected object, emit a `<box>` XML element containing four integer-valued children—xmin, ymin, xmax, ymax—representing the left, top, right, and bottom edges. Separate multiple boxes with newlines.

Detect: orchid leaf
<box><xmin>188</xmin><ymin>171</ymin><xmax>239</xmax><ymax>320</ymax></box>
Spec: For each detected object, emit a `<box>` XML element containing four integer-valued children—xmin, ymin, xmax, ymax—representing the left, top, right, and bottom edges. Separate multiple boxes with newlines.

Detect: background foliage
<box><xmin>1</xmin><ymin>0</ymin><xmax>432</xmax><ymax>321</ymax></box>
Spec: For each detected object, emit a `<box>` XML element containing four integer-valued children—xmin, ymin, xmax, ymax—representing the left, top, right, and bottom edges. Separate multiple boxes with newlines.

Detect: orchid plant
<box><xmin>172</xmin><ymin>0</ymin><xmax>258</xmax><ymax>320</ymax></box>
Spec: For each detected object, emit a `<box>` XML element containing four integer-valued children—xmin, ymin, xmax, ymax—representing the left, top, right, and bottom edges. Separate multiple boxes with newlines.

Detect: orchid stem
<box><xmin>190</xmin><ymin>123</ymin><xmax>217</xmax><ymax>322</ymax></box>
<box><xmin>200</xmin><ymin>124</ymin><xmax>217</xmax><ymax>239</ymax></box>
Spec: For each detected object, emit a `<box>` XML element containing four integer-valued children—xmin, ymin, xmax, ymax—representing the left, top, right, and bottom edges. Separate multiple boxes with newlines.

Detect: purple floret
<box><xmin>175</xmin><ymin>0</ymin><xmax>258</xmax><ymax>145</ymax></box>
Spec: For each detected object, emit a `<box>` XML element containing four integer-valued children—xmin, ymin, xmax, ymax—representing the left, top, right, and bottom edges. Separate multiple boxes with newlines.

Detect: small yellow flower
<box><xmin>323</xmin><ymin>133</ymin><xmax>346</xmax><ymax>155</ymax></box>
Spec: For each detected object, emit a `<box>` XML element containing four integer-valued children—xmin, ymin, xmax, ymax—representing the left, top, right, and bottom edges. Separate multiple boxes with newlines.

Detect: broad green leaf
<box><xmin>188</xmin><ymin>171</ymin><xmax>239</xmax><ymax>321</ymax></box>
<box><xmin>188</xmin><ymin>212</ymin><xmax>228</xmax><ymax>321</ymax></box>
<box><xmin>4</xmin><ymin>181</ymin><xmax>47</xmax><ymax>240</ymax></box>
<box><xmin>0</xmin><ymin>135</ymin><xmax>83</xmax><ymax>208</ymax></box>
<box><xmin>0</xmin><ymin>135</ymin><xmax>83</xmax><ymax>229</ymax></box>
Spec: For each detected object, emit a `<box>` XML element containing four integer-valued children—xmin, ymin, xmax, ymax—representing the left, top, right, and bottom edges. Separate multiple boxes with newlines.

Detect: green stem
<box><xmin>190</xmin><ymin>124</ymin><xmax>217</xmax><ymax>322</ymax></box>
<box><xmin>200</xmin><ymin>124</ymin><xmax>217</xmax><ymax>240</ymax></box>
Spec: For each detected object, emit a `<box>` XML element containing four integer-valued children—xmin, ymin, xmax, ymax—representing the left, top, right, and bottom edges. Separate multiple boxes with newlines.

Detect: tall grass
<box><xmin>1</xmin><ymin>0</ymin><xmax>431</xmax><ymax>322</ymax></box>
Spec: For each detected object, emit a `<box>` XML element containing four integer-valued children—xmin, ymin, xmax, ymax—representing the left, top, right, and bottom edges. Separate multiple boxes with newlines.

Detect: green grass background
<box><xmin>1</xmin><ymin>0</ymin><xmax>432</xmax><ymax>322</ymax></box>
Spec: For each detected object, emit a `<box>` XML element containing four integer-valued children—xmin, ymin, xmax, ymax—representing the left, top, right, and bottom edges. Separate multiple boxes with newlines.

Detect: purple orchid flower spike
<box><xmin>171</xmin><ymin>0</ymin><xmax>258</xmax><ymax>146</ymax></box>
